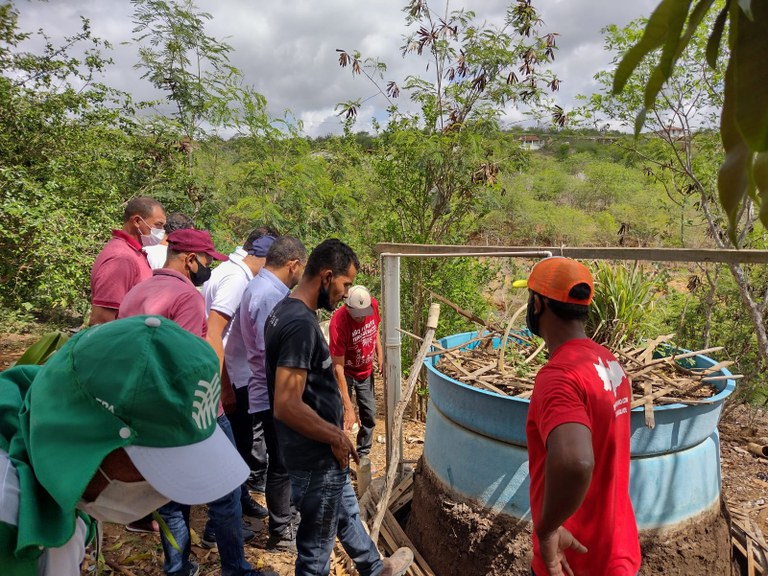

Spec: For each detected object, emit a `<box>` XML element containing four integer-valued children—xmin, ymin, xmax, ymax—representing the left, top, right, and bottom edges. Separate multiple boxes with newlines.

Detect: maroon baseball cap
<box><xmin>167</xmin><ymin>229</ymin><xmax>228</xmax><ymax>261</ymax></box>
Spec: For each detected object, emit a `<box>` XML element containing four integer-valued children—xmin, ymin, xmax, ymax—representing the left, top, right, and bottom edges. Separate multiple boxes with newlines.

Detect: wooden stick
<box><xmin>643</xmin><ymin>378</ymin><xmax>655</xmax><ymax>429</ymax></box>
<box><xmin>445</xmin><ymin>355</ymin><xmax>508</xmax><ymax>396</ymax></box>
<box><xmin>427</xmin><ymin>290</ymin><xmax>502</xmax><ymax>332</ymax></box>
<box><xmin>388</xmin><ymin>473</ymin><xmax>414</xmax><ymax>515</ymax></box>
<box><xmin>383</xmin><ymin>509</ymin><xmax>436</xmax><ymax>576</ymax></box>
<box><xmin>423</xmin><ymin>332</ymin><xmax>489</xmax><ymax>358</ymax></box>
<box><xmin>523</xmin><ymin>340</ymin><xmax>546</xmax><ymax>365</ymax></box>
<box><xmin>371</xmin><ymin>304</ymin><xmax>440</xmax><ymax>545</ymax></box>
<box><xmin>640</xmin><ymin>346</ymin><xmax>724</xmax><ymax>368</ymax></box>
<box><xmin>498</xmin><ymin>303</ymin><xmax>527</xmax><ymax>374</ymax></box>
<box><xmin>105</xmin><ymin>560</ymin><xmax>140</xmax><ymax>576</ymax></box>
<box><xmin>630</xmin><ymin>386</ymin><xmax>675</xmax><ymax>409</ymax></box>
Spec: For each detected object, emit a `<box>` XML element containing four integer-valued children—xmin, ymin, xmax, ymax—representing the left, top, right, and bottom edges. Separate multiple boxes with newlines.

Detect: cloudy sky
<box><xmin>17</xmin><ymin>0</ymin><xmax>659</xmax><ymax>137</ymax></box>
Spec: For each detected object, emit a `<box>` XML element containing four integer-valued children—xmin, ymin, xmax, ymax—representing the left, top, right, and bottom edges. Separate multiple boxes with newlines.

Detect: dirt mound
<box><xmin>638</xmin><ymin>498</ymin><xmax>735</xmax><ymax>575</ymax></box>
<box><xmin>406</xmin><ymin>458</ymin><xmax>735</xmax><ymax>575</ymax></box>
<box><xmin>406</xmin><ymin>462</ymin><xmax>532</xmax><ymax>576</ymax></box>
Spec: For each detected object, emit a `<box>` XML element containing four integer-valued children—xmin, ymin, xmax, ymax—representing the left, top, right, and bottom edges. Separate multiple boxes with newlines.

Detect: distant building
<box><xmin>655</xmin><ymin>126</ymin><xmax>686</xmax><ymax>141</ymax></box>
<box><xmin>518</xmin><ymin>134</ymin><xmax>544</xmax><ymax>150</ymax></box>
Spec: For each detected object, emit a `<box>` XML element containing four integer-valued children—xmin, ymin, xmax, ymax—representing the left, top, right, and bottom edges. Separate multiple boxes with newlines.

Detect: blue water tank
<box><xmin>423</xmin><ymin>332</ymin><xmax>735</xmax><ymax>531</ymax></box>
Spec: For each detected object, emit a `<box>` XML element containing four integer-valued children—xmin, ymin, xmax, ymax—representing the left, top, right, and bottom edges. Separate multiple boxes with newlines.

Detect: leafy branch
<box><xmin>612</xmin><ymin>0</ymin><xmax>768</xmax><ymax>243</ymax></box>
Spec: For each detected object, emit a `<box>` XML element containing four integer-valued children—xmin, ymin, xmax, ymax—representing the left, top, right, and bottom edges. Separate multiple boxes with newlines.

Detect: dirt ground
<box><xmin>1</xmin><ymin>334</ymin><xmax>768</xmax><ymax>575</ymax></box>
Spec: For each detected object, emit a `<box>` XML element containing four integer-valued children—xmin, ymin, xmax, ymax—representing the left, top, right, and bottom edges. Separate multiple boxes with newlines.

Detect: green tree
<box><xmin>614</xmin><ymin>0</ymin><xmax>768</xmax><ymax>240</ymax></box>
<box><xmin>0</xmin><ymin>6</ymin><xmax>120</xmax><ymax>317</ymax></box>
<box><xmin>336</xmin><ymin>1</ymin><xmax>559</xmax><ymax>388</ymax></box>
<box><xmin>130</xmin><ymin>0</ymin><xmax>271</xmax><ymax>218</ymax></box>
<box><xmin>584</xmin><ymin>14</ymin><xmax>768</xmax><ymax>390</ymax></box>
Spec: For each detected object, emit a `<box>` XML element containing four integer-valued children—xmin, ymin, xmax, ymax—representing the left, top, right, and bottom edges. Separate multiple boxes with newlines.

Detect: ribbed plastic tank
<box><xmin>423</xmin><ymin>331</ymin><xmax>736</xmax><ymax>531</ymax></box>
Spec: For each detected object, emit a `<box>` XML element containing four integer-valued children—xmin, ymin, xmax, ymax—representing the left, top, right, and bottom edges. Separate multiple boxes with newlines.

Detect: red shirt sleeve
<box><xmin>328</xmin><ymin>308</ymin><xmax>347</xmax><ymax>357</ymax></box>
<box><xmin>531</xmin><ymin>364</ymin><xmax>592</xmax><ymax>445</ymax></box>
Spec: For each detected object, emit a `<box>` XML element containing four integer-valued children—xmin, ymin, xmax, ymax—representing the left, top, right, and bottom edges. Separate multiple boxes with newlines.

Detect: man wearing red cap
<box><xmin>523</xmin><ymin>257</ymin><xmax>640</xmax><ymax>576</ymax></box>
<box><xmin>119</xmin><ymin>229</ymin><xmax>228</xmax><ymax>337</ymax></box>
<box><xmin>119</xmin><ymin>230</ymin><xmax>262</xmax><ymax>576</ymax></box>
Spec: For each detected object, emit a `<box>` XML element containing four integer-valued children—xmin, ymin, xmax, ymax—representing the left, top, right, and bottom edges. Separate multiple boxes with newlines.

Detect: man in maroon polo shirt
<box><xmin>118</xmin><ymin>230</ymin><xmax>264</xmax><ymax>576</ymax></box>
<box><xmin>118</xmin><ymin>229</ymin><xmax>227</xmax><ymax>337</ymax></box>
<box><xmin>89</xmin><ymin>196</ymin><xmax>166</xmax><ymax>325</ymax></box>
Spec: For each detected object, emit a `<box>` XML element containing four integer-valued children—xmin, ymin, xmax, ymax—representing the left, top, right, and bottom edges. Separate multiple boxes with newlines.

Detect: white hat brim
<box><xmin>125</xmin><ymin>424</ymin><xmax>249</xmax><ymax>505</ymax></box>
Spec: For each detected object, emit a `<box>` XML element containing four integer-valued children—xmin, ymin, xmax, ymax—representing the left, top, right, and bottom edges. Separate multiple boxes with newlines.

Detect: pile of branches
<box><xmin>426</xmin><ymin>295</ymin><xmax>740</xmax><ymax>429</ymax></box>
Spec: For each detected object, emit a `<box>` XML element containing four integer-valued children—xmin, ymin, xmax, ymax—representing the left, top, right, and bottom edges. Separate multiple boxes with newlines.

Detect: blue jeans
<box><xmin>158</xmin><ymin>501</ymin><xmax>194</xmax><ymax>576</ymax></box>
<box><xmin>159</xmin><ymin>416</ymin><xmax>253</xmax><ymax>576</ymax></box>
<box><xmin>289</xmin><ymin>466</ymin><xmax>382</xmax><ymax>576</ymax></box>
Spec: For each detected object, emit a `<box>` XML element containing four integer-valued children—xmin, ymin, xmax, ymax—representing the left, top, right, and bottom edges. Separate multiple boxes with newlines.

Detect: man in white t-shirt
<box><xmin>202</xmin><ymin>228</ymin><xmax>275</xmax><ymax>540</ymax></box>
<box><xmin>143</xmin><ymin>212</ymin><xmax>195</xmax><ymax>270</ymax></box>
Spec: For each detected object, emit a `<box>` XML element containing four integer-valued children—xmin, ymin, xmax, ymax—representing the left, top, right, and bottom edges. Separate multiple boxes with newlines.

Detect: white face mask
<box><xmin>77</xmin><ymin>467</ymin><xmax>169</xmax><ymax>524</ymax></box>
<box><xmin>139</xmin><ymin>218</ymin><xmax>166</xmax><ymax>247</ymax></box>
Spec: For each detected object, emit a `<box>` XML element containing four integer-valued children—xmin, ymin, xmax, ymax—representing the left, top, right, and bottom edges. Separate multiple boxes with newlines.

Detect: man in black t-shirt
<box><xmin>265</xmin><ymin>239</ymin><xmax>413</xmax><ymax>576</ymax></box>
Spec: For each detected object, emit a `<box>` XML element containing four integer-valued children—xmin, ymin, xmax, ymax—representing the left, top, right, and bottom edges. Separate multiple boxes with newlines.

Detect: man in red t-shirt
<box><xmin>522</xmin><ymin>257</ymin><xmax>641</xmax><ymax>576</ymax></box>
<box><xmin>89</xmin><ymin>196</ymin><xmax>166</xmax><ymax>325</ymax></box>
<box><xmin>329</xmin><ymin>285</ymin><xmax>383</xmax><ymax>457</ymax></box>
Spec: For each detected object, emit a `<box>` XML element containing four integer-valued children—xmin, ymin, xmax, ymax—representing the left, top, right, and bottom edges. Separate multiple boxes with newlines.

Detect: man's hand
<box><xmin>538</xmin><ymin>526</ymin><xmax>587</xmax><ymax>576</ymax></box>
<box><xmin>220</xmin><ymin>368</ymin><xmax>237</xmax><ymax>414</ymax></box>
<box><xmin>221</xmin><ymin>383</ymin><xmax>236</xmax><ymax>414</ymax></box>
<box><xmin>330</xmin><ymin>429</ymin><xmax>359</xmax><ymax>469</ymax></box>
<box><xmin>343</xmin><ymin>399</ymin><xmax>358</xmax><ymax>432</ymax></box>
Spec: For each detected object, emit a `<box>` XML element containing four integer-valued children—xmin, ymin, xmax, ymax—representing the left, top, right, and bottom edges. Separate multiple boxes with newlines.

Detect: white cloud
<box><xmin>14</xmin><ymin>0</ymin><xmax>661</xmax><ymax>136</ymax></box>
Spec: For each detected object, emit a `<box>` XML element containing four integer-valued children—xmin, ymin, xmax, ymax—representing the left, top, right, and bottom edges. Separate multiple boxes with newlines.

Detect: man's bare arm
<box><xmin>332</xmin><ymin>355</ymin><xmax>357</xmax><ymax>432</ymax></box>
<box><xmin>375</xmin><ymin>331</ymin><xmax>384</xmax><ymax>375</ymax></box>
<box><xmin>537</xmin><ymin>422</ymin><xmax>594</xmax><ymax>537</ymax></box>
<box><xmin>273</xmin><ymin>366</ymin><xmax>358</xmax><ymax>468</ymax></box>
<box><xmin>89</xmin><ymin>305</ymin><xmax>117</xmax><ymax>326</ymax></box>
<box><xmin>206</xmin><ymin>309</ymin><xmax>236</xmax><ymax>412</ymax></box>
<box><xmin>536</xmin><ymin>422</ymin><xmax>592</xmax><ymax>575</ymax></box>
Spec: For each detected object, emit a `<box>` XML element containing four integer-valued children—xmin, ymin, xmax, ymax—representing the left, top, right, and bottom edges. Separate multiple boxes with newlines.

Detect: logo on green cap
<box><xmin>192</xmin><ymin>373</ymin><xmax>220</xmax><ymax>430</ymax></box>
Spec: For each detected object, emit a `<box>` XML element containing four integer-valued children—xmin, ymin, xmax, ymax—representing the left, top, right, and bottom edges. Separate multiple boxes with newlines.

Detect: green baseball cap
<box><xmin>23</xmin><ymin>315</ymin><xmax>248</xmax><ymax>509</ymax></box>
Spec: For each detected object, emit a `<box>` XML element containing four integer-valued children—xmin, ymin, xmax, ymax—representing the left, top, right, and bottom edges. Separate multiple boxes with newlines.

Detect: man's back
<box><xmin>234</xmin><ymin>268</ymin><xmax>289</xmax><ymax>413</ymax></box>
<box><xmin>203</xmin><ymin>254</ymin><xmax>251</xmax><ymax>341</ymax></box>
<box><xmin>118</xmin><ymin>269</ymin><xmax>206</xmax><ymax>338</ymax></box>
<box><xmin>91</xmin><ymin>231</ymin><xmax>151</xmax><ymax>311</ymax></box>
<box><xmin>527</xmin><ymin>338</ymin><xmax>640</xmax><ymax>575</ymax></box>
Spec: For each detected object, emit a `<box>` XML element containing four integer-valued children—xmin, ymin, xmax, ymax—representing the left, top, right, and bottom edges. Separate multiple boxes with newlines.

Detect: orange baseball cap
<box><xmin>513</xmin><ymin>257</ymin><xmax>594</xmax><ymax>305</ymax></box>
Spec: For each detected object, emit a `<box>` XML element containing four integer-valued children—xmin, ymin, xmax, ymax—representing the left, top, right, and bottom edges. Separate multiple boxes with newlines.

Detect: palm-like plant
<box><xmin>587</xmin><ymin>262</ymin><xmax>657</xmax><ymax>349</ymax></box>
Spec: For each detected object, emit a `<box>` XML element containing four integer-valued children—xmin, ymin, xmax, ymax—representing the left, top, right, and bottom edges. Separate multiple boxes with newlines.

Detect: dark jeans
<box><xmin>253</xmin><ymin>408</ymin><xmax>293</xmax><ymax>536</ymax></box>
<box><xmin>251</xmin><ymin>417</ymin><xmax>268</xmax><ymax>486</ymax></box>
<box><xmin>228</xmin><ymin>386</ymin><xmax>267</xmax><ymax>505</ymax></box>
<box><xmin>345</xmin><ymin>373</ymin><xmax>376</xmax><ymax>457</ymax></box>
<box><xmin>289</xmin><ymin>466</ymin><xmax>381</xmax><ymax>576</ymax></box>
<box><xmin>228</xmin><ymin>385</ymin><xmax>268</xmax><ymax>477</ymax></box>
<box><xmin>160</xmin><ymin>416</ymin><xmax>252</xmax><ymax>576</ymax></box>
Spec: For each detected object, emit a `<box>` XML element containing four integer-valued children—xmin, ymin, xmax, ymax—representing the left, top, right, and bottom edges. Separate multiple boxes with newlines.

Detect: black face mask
<box><xmin>526</xmin><ymin>292</ymin><xmax>541</xmax><ymax>337</ymax></box>
<box><xmin>317</xmin><ymin>275</ymin><xmax>334</xmax><ymax>312</ymax></box>
<box><xmin>190</xmin><ymin>256</ymin><xmax>212</xmax><ymax>287</ymax></box>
